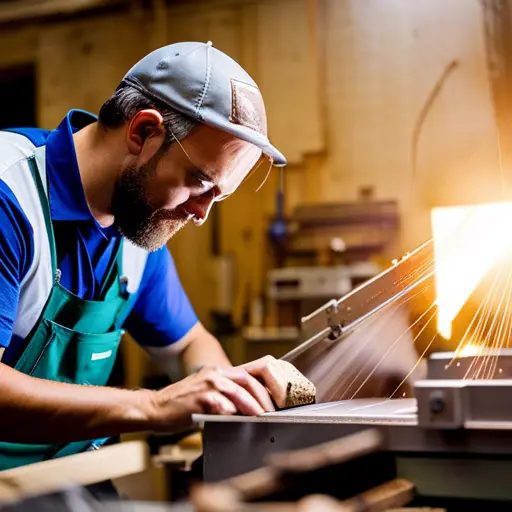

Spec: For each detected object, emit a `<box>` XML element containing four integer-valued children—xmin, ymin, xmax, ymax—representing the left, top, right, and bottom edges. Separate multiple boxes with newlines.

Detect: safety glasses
<box><xmin>170</xmin><ymin>130</ymin><xmax>274</xmax><ymax>205</ymax></box>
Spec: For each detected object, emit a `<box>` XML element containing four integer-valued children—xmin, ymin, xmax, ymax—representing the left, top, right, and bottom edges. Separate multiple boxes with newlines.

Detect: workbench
<box><xmin>197</xmin><ymin>399</ymin><xmax>512</xmax><ymax>507</ymax></box>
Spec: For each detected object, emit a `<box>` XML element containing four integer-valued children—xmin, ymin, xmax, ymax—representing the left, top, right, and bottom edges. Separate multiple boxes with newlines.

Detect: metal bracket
<box><xmin>325</xmin><ymin>301</ymin><xmax>344</xmax><ymax>340</ymax></box>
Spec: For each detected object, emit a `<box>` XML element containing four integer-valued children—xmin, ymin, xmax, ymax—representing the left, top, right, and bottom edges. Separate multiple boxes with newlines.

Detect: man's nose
<box><xmin>185</xmin><ymin>190</ymin><xmax>217</xmax><ymax>226</ymax></box>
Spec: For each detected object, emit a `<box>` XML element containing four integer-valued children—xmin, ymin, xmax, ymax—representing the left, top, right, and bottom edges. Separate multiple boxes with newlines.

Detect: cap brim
<box><xmin>197</xmin><ymin>112</ymin><xmax>287</xmax><ymax>167</ymax></box>
<box><xmin>258</xmin><ymin>138</ymin><xmax>287</xmax><ymax>167</ymax></box>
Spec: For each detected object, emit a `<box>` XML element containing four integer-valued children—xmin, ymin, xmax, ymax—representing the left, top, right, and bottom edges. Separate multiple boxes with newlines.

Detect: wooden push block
<box><xmin>271</xmin><ymin>359</ymin><xmax>316</xmax><ymax>409</ymax></box>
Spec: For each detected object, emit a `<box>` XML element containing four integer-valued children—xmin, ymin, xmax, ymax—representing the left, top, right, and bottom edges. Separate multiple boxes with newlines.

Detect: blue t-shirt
<box><xmin>0</xmin><ymin>109</ymin><xmax>199</xmax><ymax>365</ymax></box>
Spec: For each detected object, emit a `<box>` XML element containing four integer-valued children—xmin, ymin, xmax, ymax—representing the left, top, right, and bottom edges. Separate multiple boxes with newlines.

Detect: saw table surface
<box><xmin>194</xmin><ymin>398</ymin><xmax>418</xmax><ymax>425</ymax></box>
<box><xmin>198</xmin><ymin>398</ymin><xmax>512</xmax><ymax>485</ymax></box>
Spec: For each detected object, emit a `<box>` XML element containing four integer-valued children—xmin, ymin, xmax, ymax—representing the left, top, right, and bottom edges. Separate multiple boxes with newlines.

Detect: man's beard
<box><xmin>111</xmin><ymin>156</ymin><xmax>190</xmax><ymax>252</ymax></box>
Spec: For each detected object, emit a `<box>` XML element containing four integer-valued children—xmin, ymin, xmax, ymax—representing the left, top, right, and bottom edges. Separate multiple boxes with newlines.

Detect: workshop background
<box><xmin>2</xmin><ymin>0</ymin><xmax>512</xmax><ymax>504</ymax></box>
<box><xmin>1</xmin><ymin>0</ymin><xmax>511</xmax><ymax>386</ymax></box>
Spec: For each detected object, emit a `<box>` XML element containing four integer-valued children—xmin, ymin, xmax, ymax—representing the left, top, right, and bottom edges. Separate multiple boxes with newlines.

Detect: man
<box><xmin>0</xmin><ymin>41</ymin><xmax>288</xmax><ymax>471</ymax></box>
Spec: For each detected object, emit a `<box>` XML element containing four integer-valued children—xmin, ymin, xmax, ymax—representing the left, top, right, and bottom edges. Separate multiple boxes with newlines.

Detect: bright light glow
<box><xmin>457</xmin><ymin>343</ymin><xmax>481</xmax><ymax>357</ymax></box>
<box><xmin>432</xmin><ymin>202</ymin><xmax>512</xmax><ymax>339</ymax></box>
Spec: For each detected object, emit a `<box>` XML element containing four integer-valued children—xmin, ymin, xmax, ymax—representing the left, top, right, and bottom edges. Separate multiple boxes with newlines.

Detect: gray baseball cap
<box><xmin>122</xmin><ymin>41</ymin><xmax>286</xmax><ymax>167</ymax></box>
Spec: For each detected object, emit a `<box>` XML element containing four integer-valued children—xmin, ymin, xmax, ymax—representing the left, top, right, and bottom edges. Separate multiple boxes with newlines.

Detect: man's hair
<box><xmin>98</xmin><ymin>82</ymin><xmax>197</xmax><ymax>145</ymax></box>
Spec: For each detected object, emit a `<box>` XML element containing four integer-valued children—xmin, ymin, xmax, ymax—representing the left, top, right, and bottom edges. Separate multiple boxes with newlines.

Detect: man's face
<box><xmin>112</xmin><ymin>123</ymin><xmax>262</xmax><ymax>251</ymax></box>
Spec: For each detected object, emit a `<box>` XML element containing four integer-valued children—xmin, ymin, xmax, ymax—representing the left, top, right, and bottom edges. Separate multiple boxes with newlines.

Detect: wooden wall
<box><xmin>0</xmin><ymin>0</ymin><xmax>507</xmax><ymax>335</ymax></box>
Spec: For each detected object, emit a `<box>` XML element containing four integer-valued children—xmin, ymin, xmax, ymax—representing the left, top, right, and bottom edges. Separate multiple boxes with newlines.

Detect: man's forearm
<box><xmin>144</xmin><ymin>324</ymin><xmax>232</xmax><ymax>381</ymax></box>
<box><xmin>0</xmin><ymin>363</ymin><xmax>157</xmax><ymax>444</ymax></box>
<box><xmin>180</xmin><ymin>329</ymin><xmax>231</xmax><ymax>375</ymax></box>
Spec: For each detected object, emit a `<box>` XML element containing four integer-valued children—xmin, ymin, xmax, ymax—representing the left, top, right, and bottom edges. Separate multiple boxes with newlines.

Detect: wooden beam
<box><xmin>0</xmin><ymin>441</ymin><xmax>149</xmax><ymax>503</ymax></box>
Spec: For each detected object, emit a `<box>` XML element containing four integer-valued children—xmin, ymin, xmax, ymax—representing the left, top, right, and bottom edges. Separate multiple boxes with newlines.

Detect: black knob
<box><xmin>429</xmin><ymin>391</ymin><xmax>445</xmax><ymax>414</ymax></box>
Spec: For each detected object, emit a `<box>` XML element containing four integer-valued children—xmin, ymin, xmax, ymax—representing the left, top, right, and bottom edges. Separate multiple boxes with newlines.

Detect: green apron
<box><xmin>0</xmin><ymin>153</ymin><xmax>137</xmax><ymax>471</ymax></box>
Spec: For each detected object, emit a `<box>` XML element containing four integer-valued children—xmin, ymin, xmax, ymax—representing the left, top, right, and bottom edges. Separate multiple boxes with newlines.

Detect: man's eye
<box><xmin>188</xmin><ymin>171</ymin><xmax>206</xmax><ymax>188</ymax></box>
<box><xmin>195</xmin><ymin>175</ymin><xmax>208</xmax><ymax>189</ymax></box>
<box><xmin>190</xmin><ymin>171</ymin><xmax>215</xmax><ymax>194</ymax></box>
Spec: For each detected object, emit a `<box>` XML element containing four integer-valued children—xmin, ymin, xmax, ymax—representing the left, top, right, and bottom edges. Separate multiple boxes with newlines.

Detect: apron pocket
<box><xmin>29</xmin><ymin>319</ymin><xmax>123</xmax><ymax>386</ymax></box>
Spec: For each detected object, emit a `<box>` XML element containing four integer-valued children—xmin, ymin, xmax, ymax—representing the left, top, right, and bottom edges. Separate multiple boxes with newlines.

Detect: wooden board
<box><xmin>0</xmin><ymin>441</ymin><xmax>149</xmax><ymax>503</ymax></box>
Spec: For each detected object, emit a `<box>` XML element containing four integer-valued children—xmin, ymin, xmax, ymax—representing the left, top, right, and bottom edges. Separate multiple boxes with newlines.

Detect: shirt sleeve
<box><xmin>124</xmin><ymin>246</ymin><xmax>199</xmax><ymax>347</ymax></box>
<box><xmin>0</xmin><ymin>180</ymin><xmax>34</xmax><ymax>350</ymax></box>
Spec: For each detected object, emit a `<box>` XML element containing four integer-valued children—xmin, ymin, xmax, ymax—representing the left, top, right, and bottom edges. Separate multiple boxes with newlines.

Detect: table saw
<box><xmin>195</xmin><ymin>240</ymin><xmax>512</xmax><ymax>506</ymax></box>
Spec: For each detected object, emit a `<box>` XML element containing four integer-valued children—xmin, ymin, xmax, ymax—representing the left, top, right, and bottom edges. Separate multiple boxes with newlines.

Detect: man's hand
<box><xmin>149</xmin><ymin>359</ymin><xmax>275</xmax><ymax>432</ymax></box>
<box><xmin>0</xmin><ymin>356</ymin><xmax>314</xmax><ymax>444</ymax></box>
<box><xmin>149</xmin><ymin>356</ymin><xmax>300</xmax><ymax>432</ymax></box>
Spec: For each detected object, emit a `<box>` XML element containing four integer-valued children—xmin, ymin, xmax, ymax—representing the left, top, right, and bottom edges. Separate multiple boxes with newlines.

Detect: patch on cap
<box><xmin>230</xmin><ymin>79</ymin><xmax>267</xmax><ymax>136</ymax></box>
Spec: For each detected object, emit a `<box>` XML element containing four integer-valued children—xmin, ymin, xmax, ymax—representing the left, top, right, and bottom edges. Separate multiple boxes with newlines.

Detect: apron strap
<box><xmin>27</xmin><ymin>155</ymin><xmax>59</xmax><ymax>279</ymax></box>
<box><xmin>98</xmin><ymin>238</ymin><xmax>124</xmax><ymax>299</ymax></box>
<box><xmin>114</xmin><ymin>290</ymin><xmax>139</xmax><ymax>330</ymax></box>
<box><xmin>28</xmin><ymin>151</ymin><xmax>131</xmax><ymax>318</ymax></box>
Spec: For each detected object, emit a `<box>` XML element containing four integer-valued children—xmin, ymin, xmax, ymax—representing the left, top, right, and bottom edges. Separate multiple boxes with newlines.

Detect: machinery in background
<box><xmin>268</xmin><ymin>199</ymin><xmax>400</xmax><ymax>266</ymax></box>
<box><xmin>239</xmin><ymin>199</ymin><xmax>400</xmax><ymax>362</ymax></box>
<box><xmin>267</xmin><ymin>262</ymin><xmax>380</xmax><ymax>329</ymax></box>
<box><xmin>267</xmin><ymin>199</ymin><xmax>400</xmax><ymax>330</ymax></box>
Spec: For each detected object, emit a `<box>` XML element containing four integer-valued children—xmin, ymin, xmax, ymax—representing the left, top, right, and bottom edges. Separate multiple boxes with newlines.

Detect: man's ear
<box><xmin>126</xmin><ymin>109</ymin><xmax>165</xmax><ymax>159</ymax></box>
